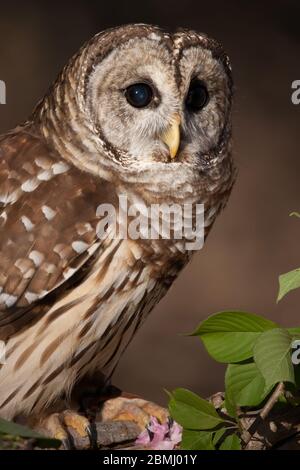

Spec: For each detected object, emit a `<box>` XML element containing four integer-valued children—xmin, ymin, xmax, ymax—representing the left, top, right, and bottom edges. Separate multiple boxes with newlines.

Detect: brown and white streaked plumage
<box><xmin>0</xmin><ymin>24</ymin><xmax>235</xmax><ymax>428</ymax></box>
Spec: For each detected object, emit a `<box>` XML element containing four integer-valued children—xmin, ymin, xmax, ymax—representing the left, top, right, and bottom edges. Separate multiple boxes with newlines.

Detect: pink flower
<box><xmin>135</xmin><ymin>417</ymin><xmax>182</xmax><ymax>450</ymax></box>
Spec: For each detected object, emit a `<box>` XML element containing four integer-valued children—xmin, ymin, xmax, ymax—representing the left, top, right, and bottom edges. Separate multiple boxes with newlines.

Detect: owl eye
<box><xmin>125</xmin><ymin>83</ymin><xmax>153</xmax><ymax>108</ymax></box>
<box><xmin>186</xmin><ymin>80</ymin><xmax>209</xmax><ymax>112</ymax></box>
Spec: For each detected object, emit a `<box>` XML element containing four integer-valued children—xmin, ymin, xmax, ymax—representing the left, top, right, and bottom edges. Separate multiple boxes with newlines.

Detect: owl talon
<box><xmin>86</xmin><ymin>422</ymin><xmax>98</xmax><ymax>449</ymax></box>
<box><xmin>61</xmin><ymin>437</ymin><xmax>72</xmax><ymax>450</ymax></box>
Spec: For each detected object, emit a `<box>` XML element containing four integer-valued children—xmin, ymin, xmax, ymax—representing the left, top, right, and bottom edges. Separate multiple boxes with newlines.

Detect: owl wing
<box><xmin>0</xmin><ymin>127</ymin><xmax>110</xmax><ymax>339</ymax></box>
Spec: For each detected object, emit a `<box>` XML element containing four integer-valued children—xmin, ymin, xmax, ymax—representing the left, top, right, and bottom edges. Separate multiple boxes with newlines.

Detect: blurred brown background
<box><xmin>0</xmin><ymin>0</ymin><xmax>299</xmax><ymax>406</ymax></box>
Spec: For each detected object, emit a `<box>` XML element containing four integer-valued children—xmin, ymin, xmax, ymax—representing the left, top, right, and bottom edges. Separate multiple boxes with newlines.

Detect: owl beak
<box><xmin>161</xmin><ymin>114</ymin><xmax>181</xmax><ymax>159</ymax></box>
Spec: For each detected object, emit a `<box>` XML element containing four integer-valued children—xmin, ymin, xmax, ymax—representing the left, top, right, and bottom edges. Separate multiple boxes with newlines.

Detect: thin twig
<box><xmin>260</xmin><ymin>383</ymin><xmax>285</xmax><ymax>420</ymax></box>
<box><xmin>241</xmin><ymin>382</ymin><xmax>285</xmax><ymax>447</ymax></box>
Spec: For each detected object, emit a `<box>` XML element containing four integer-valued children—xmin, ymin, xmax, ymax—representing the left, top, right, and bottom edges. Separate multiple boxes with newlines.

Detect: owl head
<box><xmin>35</xmin><ymin>24</ymin><xmax>234</xmax><ymax>203</ymax></box>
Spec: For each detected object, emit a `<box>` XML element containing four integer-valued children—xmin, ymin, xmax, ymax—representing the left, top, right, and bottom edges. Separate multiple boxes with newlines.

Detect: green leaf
<box><xmin>224</xmin><ymin>396</ymin><xmax>237</xmax><ymax>418</ymax></box>
<box><xmin>225</xmin><ymin>362</ymin><xmax>270</xmax><ymax>407</ymax></box>
<box><xmin>181</xmin><ymin>429</ymin><xmax>215</xmax><ymax>450</ymax></box>
<box><xmin>277</xmin><ymin>268</ymin><xmax>300</xmax><ymax>302</ymax></box>
<box><xmin>219</xmin><ymin>434</ymin><xmax>241</xmax><ymax>450</ymax></box>
<box><xmin>191</xmin><ymin>311</ymin><xmax>278</xmax><ymax>363</ymax></box>
<box><xmin>288</xmin><ymin>327</ymin><xmax>300</xmax><ymax>337</ymax></box>
<box><xmin>253</xmin><ymin>328</ymin><xmax>295</xmax><ymax>390</ymax></box>
<box><xmin>169</xmin><ymin>388</ymin><xmax>224</xmax><ymax>430</ymax></box>
<box><xmin>212</xmin><ymin>428</ymin><xmax>226</xmax><ymax>446</ymax></box>
<box><xmin>0</xmin><ymin>418</ymin><xmax>61</xmax><ymax>448</ymax></box>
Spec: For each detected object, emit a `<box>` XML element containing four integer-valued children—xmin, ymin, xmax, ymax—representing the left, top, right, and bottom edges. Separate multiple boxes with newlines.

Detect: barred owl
<box><xmin>0</xmin><ymin>24</ymin><xmax>235</xmax><ymax>446</ymax></box>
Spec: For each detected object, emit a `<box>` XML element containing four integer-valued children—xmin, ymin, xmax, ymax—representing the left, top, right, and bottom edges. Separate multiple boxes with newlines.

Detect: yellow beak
<box><xmin>161</xmin><ymin>114</ymin><xmax>181</xmax><ymax>159</ymax></box>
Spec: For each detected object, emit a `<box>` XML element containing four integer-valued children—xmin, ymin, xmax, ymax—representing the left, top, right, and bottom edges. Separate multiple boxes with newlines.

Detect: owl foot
<box><xmin>36</xmin><ymin>408</ymin><xmax>141</xmax><ymax>449</ymax></box>
<box><xmin>36</xmin><ymin>392</ymin><xmax>169</xmax><ymax>449</ymax></box>
<box><xmin>98</xmin><ymin>394</ymin><xmax>170</xmax><ymax>432</ymax></box>
<box><xmin>36</xmin><ymin>410</ymin><xmax>93</xmax><ymax>449</ymax></box>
